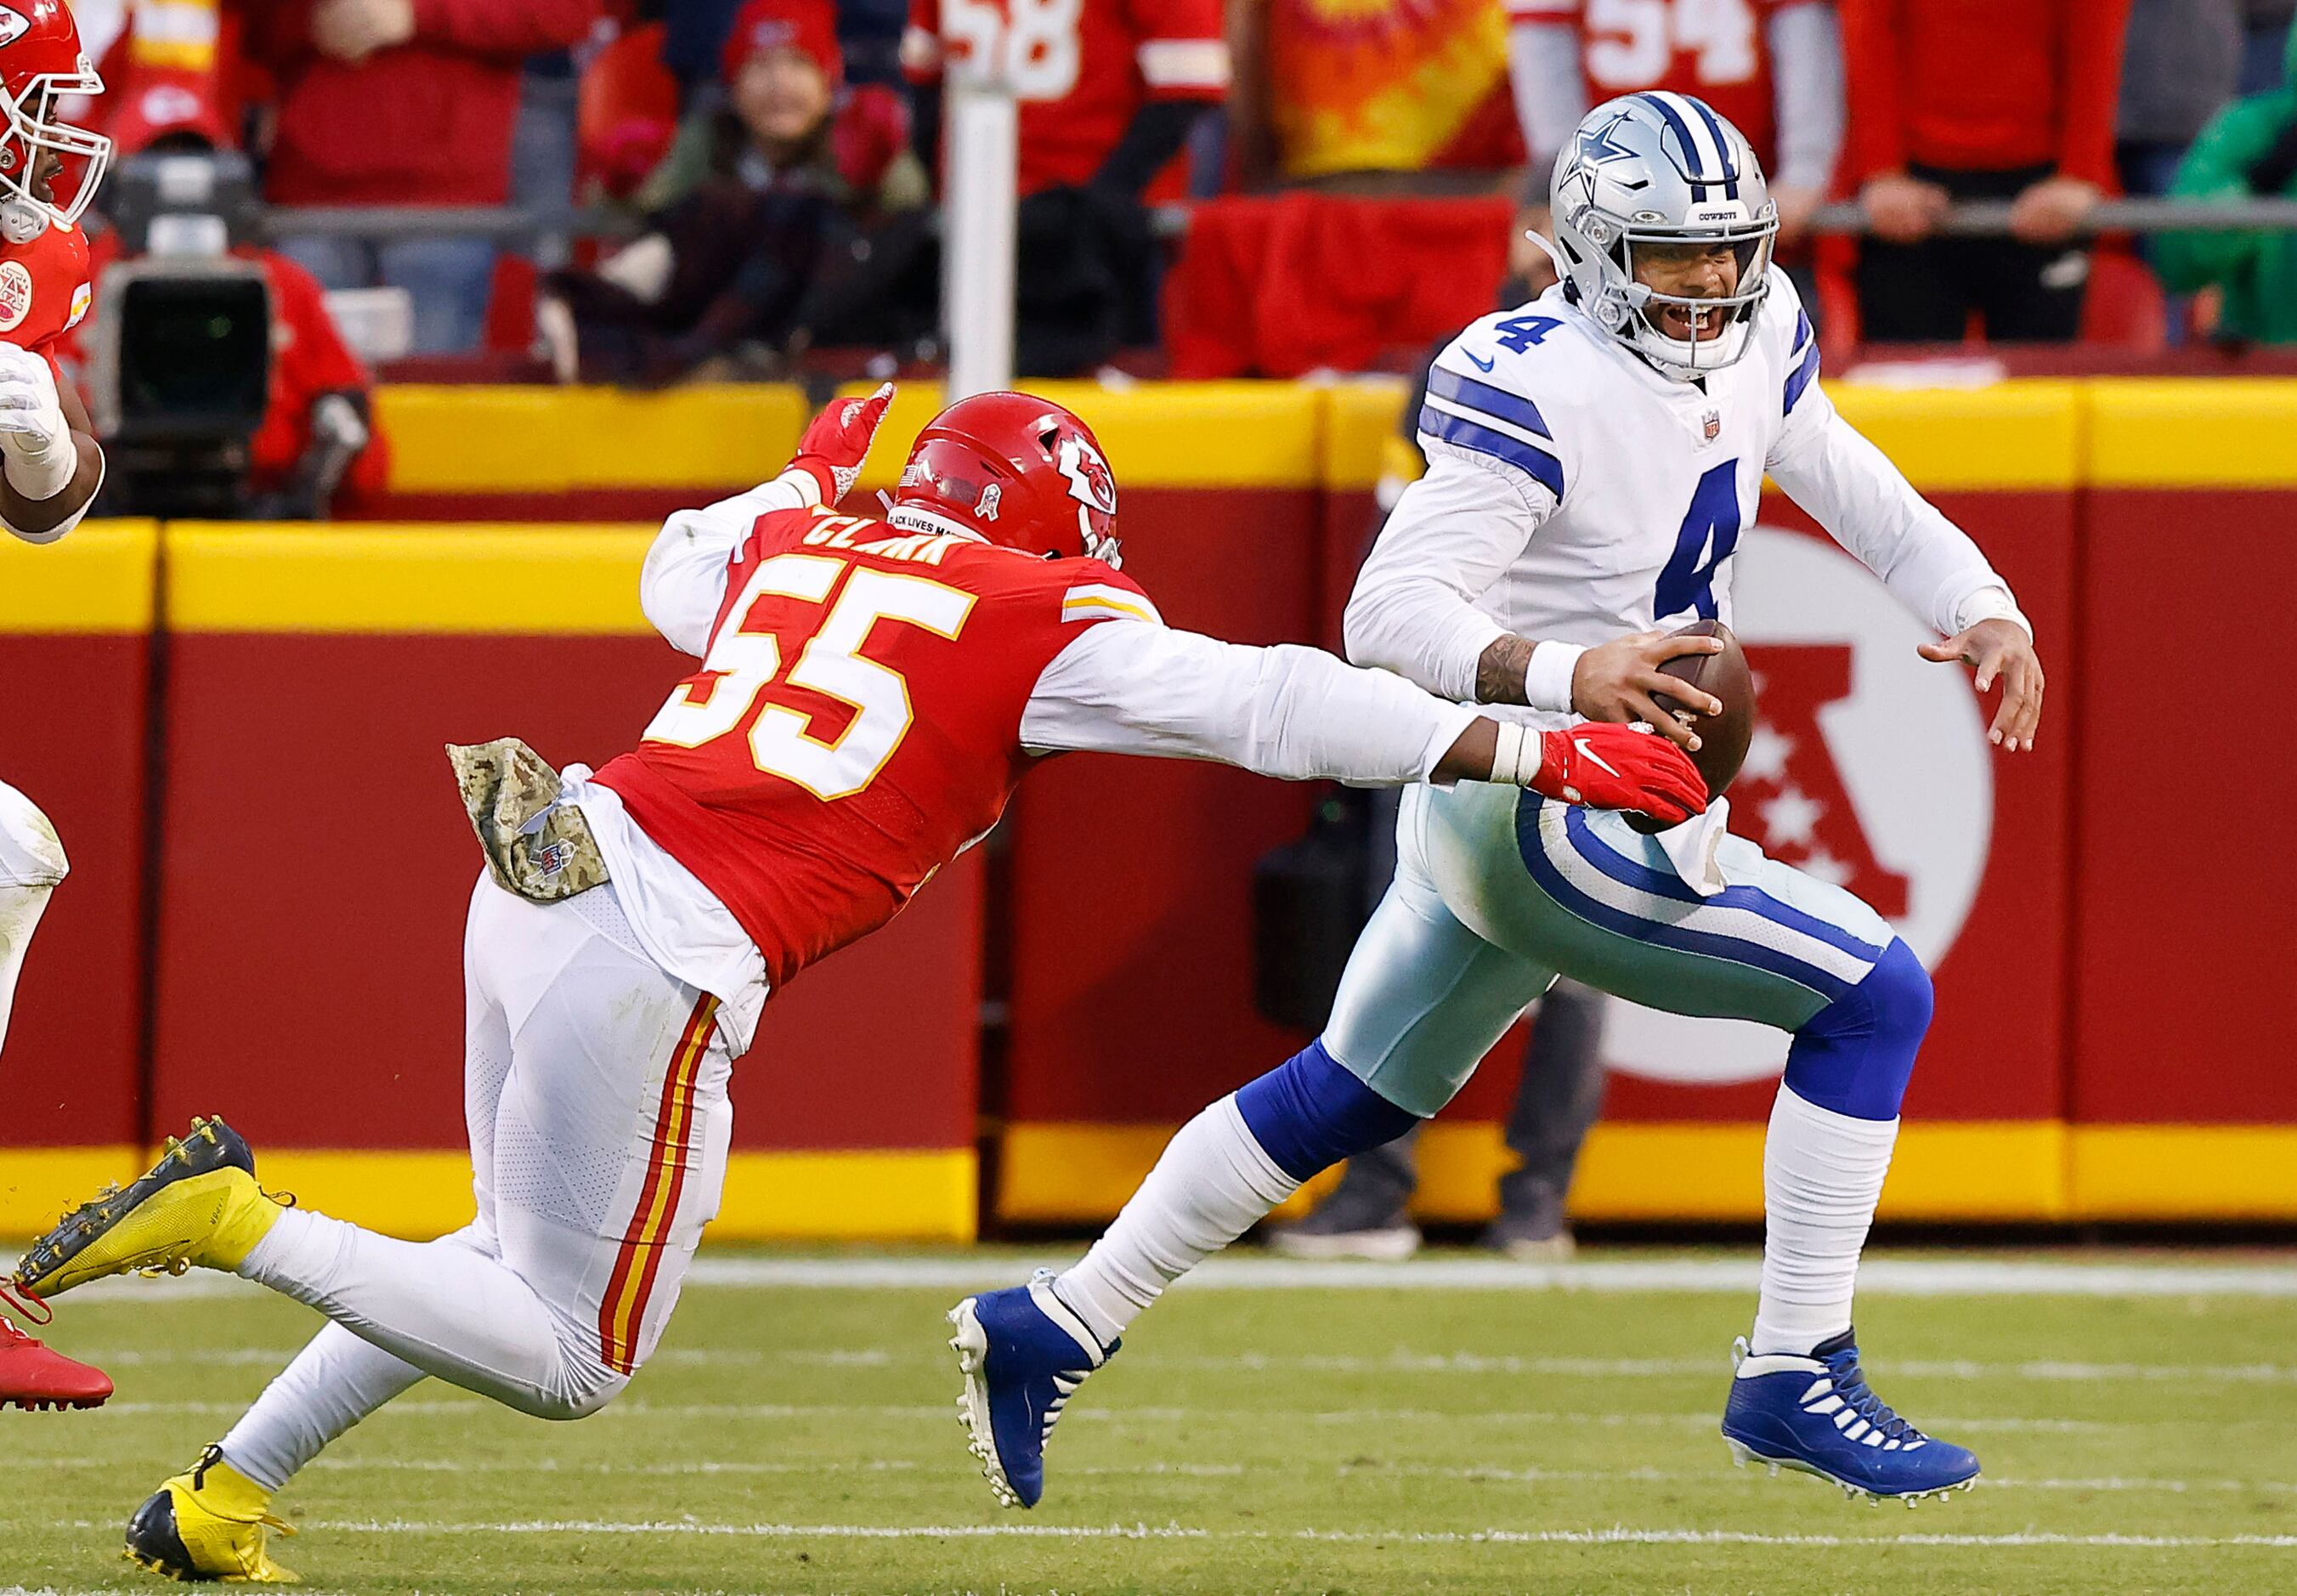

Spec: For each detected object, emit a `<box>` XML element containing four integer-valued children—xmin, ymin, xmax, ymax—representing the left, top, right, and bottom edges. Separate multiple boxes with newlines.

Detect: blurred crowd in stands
<box><xmin>44</xmin><ymin>0</ymin><xmax>2297</xmax><ymax>431</ymax></box>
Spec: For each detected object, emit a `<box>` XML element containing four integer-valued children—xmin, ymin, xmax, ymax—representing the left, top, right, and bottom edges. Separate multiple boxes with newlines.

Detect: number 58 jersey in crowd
<box><xmin>591</xmin><ymin>503</ymin><xmax>1155</xmax><ymax>999</ymax></box>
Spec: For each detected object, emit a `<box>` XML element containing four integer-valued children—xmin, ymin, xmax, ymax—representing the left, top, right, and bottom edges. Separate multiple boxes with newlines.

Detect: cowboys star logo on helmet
<box><xmin>1545</xmin><ymin>91</ymin><xmax>1779</xmax><ymax>379</ymax></box>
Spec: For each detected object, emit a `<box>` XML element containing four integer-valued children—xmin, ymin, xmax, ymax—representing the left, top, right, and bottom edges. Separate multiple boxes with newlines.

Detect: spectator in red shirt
<box><xmin>247</xmin><ymin>0</ymin><xmax>601</xmax><ymax>353</ymax></box>
<box><xmin>902</xmin><ymin>0</ymin><xmax>1229</xmax><ymax>372</ymax></box>
<box><xmin>1843</xmin><ymin>0</ymin><xmax>2130</xmax><ymax>342</ymax></box>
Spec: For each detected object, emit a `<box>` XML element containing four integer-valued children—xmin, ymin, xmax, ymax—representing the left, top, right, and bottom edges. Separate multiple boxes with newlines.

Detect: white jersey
<box><xmin>1344</xmin><ymin>273</ymin><xmax>2024</xmax><ymax>727</ymax></box>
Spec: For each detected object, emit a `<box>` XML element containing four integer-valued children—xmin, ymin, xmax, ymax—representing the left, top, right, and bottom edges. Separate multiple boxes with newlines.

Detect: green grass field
<box><xmin>7</xmin><ymin>1247</ymin><xmax>2297</xmax><ymax>1595</ymax></box>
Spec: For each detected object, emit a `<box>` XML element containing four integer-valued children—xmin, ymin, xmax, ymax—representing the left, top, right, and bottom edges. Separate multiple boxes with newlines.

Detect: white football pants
<box><xmin>218</xmin><ymin>874</ymin><xmax>734</xmax><ymax>1489</ymax></box>
<box><xmin>0</xmin><ymin>778</ymin><xmax>67</xmax><ymax>1056</ymax></box>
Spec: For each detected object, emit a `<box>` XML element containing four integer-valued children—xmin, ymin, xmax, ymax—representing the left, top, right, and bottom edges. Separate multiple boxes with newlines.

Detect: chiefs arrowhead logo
<box><xmin>0</xmin><ymin>11</ymin><xmax>30</xmax><ymax>48</ymax></box>
<box><xmin>0</xmin><ymin>260</ymin><xmax>31</xmax><ymax>332</ymax></box>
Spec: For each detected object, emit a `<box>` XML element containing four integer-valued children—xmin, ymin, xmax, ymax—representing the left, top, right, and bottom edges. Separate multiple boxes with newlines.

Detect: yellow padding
<box><xmin>840</xmin><ymin>380</ymin><xmax>1328</xmax><ymax>491</ymax></box>
<box><xmin>368</xmin><ymin>376</ymin><xmax>2119</xmax><ymax>503</ymax></box>
<box><xmin>377</xmin><ymin>384</ymin><xmax>808</xmax><ymax>493</ymax></box>
<box><xmin>2085</xmin><ymin>378</ymin><xmax>2297</xmax><ymax>487</ymax></box>
<box><xmin>0</xmin><ymin>520</ymin><xmax>158</xmax><ymax>633</ymax></box>
<box><xmin>1321</xmin><ymin>379</ymin><xmax>1415</xmax><ymax>492</ymax></box>
<box><xmin>1827</xmin><ymin>382</ymin><xmax>2082</xmax><ymax>490</ymax></box>
<box><xmin>0</xmin><ymin>1144</ymin><xmax>145</xmax><ymax>1236</ymax></box>
<box><xmin>0</xmin><ymin>1147</ymin><xmax>979</xmax><ymax>1243</ymax></box>
<box><xmin>165</xmin><ymin>524</ymin><xmax>655</xmax><ymax>634</ymax></box>
<box><xmin>999</xmin><ymin>1120</ymin><xmax>2075</xmax><ymax>1224</ymax></box>
<box><xmin>2070</xmin><ymin>1126</ymin><xmax>2297</xmax><ymax>1219</ymax></box>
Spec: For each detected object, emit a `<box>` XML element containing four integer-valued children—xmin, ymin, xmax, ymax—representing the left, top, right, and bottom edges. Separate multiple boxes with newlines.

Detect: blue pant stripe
<box><xmin>1515</xmin><ymin>803</ymin><xmax>1857</xmax><ymax>1001</ymax></box>
<box><xmin>1555</xmin><ymin>802</ymin><xmax>1887</xmax><ymax>963</ymax></box>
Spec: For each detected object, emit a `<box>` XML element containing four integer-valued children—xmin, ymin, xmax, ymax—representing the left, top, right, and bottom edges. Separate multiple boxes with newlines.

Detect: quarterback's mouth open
<box><xmin>1655</xmin><ymin>303</ymin><xmax>1726</xmax><ymax>342</ymax></box>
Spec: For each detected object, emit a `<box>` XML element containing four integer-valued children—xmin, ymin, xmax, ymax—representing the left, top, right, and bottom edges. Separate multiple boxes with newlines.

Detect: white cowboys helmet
<box><xmin>1546</xmin><ymin>92</ymin><xmax>1778</xmax><ymax>381</ymax></box>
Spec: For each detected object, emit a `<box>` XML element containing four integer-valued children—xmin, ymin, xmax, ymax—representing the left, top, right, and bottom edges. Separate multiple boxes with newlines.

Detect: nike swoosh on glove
<box><xmin>789</xmin><ymin>382</ymin><xmax>896</xmax><ymax>506</ymax></box>
<box><xmin>0</xmin><ymin>344</ymin><xmax>67</xmax><ymax>457</ymax></box>
<box><xmin>1533</xmin><ymin>722</ymin><xmax>1709</xmax><ymax>827</ymax></box>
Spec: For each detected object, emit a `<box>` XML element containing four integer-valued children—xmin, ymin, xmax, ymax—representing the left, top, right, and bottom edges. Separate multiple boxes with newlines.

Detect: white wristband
<box><xmin>1955</xmin><ymin>585</ymin><xmax>2033</xmax><ymax>643</ymax></box>
<box><xmin>3</xmin><ymin>438</ymin><xmax>73</xmax><ymax>501</ymax></box>
<box><xmin>1490</xmin><ymin>720</ymin><xmax>1541</xmax><ymax>786</ymax></box>
<box><xmin>1523</xmin><ymin>640</ymin><xmax>1585</xmax><ymax>714</ymax></box>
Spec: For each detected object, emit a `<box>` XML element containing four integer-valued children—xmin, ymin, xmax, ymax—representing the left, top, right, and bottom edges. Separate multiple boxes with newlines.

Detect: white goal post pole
<box><xmin>942</xmin><ymin>70</ymin><xmax>1021</xmax><ymax>402</ymax></box>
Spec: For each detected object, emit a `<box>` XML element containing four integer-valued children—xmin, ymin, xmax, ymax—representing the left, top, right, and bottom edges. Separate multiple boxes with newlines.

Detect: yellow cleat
<box><xmin>13</xmin><ymin>1118</ymin><xmax>287</xmax><ymax>1299</ymax></box>
<box><xmin>125</xmin><ymin>1446</ymin><xmax>299</xmax><ymax>1584</ymax></box>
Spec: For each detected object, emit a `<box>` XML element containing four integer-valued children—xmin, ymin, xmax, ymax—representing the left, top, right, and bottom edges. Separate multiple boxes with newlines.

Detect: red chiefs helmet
<box><xmin>886</xmin><ymin>391</ymin><xmax>1121</xmax><ymax>567</ymax></box>
<box><xmin>0</xmin><ymin>0</ymin><xmax>108</xmax><ymax>238</ymax></box>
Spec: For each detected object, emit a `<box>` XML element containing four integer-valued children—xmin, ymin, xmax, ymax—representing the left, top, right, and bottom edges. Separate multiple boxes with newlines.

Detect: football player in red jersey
<box><xmin>0</xmin><ymin>0</ymin><xmax>114</xmax><ymax>1418</ymax></box>
<box><xmin>14</xmin><ymin>384</ymin><xmax>1703</xmax><ymax>1582</ymax></box>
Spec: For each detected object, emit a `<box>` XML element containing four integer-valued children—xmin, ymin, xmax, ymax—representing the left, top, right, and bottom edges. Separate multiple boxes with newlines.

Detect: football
<box><xmin>1625</xmin><ymin>618</ymin><xmax>1756</xmax><ymax>833</ymax></box>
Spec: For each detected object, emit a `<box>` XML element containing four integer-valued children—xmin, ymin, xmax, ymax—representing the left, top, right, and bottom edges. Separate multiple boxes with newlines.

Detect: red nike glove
<box><xmin>1531</xmin><ymin>722</ymin><xmax>1709</xmax><ymax>827</ymax></box>
<box><xmin>789</xmin><ymin>382</ymin><xmax>895</xmax><ymax>506</ymax></box>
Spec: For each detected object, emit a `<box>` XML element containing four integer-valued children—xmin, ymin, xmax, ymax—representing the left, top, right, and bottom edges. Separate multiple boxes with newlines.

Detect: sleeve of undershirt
<box><xmin>636</xmin><ymin>469</ymin><xmax>824</xmax><ymax>657</ymax></box>
<box><xmin>1020</xmin><ymin>619</ymin><xmax>1479</xmax><ymax>787</ymax></box>
<box><xmin>1766</xmin><ymin>3</ymin><xmax>1846</xmax><ymax>195</ymax></box>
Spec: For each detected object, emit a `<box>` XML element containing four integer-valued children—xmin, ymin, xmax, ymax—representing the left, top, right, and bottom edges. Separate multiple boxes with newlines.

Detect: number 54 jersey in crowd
<box><xmin>576</xmin><ymin>482</ymin><xmax>1472</xmax><ymax>1054</ymax></box>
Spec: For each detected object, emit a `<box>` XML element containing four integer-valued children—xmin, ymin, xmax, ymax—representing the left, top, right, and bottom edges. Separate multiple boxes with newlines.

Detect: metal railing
<box><xmin>258</xmin><ymin>195</ymin><xmax>2297</xmax><ymax>246</ymax></box>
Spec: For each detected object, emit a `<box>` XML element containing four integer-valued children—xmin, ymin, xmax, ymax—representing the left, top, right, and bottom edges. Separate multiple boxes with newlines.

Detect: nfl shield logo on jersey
<box><xmin>1702</xmin><ymin>408</ymin><xmax>1722</xmax><ymax>443</ymax></box>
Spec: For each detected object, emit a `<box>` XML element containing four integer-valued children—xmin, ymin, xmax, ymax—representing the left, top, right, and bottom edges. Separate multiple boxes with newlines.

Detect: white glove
<box><xmin>0</xmin><ymin>343</ymin><xmax>74</xmax><ymax>500</ymax></box>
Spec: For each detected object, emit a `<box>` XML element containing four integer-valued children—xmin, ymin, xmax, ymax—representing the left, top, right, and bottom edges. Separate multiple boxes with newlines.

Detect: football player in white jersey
<box><xmin>951</xmin><ymin>92</ymin><xmax>2045</xmax><ymax>1510</ymax></box>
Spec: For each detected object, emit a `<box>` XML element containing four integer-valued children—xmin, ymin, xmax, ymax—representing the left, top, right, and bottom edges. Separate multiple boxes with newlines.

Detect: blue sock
<box><xmin>1233</xmin><ymin>1040</ymin><xmax>1422</xmax><ymax>1182</ymax></box>
<box><xmin>1781</xmin><ymin>937</ymin><xmax>1932</xmax><ymax>1121</ymax></box>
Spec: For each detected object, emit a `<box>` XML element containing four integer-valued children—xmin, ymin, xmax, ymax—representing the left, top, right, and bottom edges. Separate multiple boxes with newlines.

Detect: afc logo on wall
<box><xmin>1605</xmin><ymin>525</ymin><xmax>1995</xmax><ymax>1085</ymax></box>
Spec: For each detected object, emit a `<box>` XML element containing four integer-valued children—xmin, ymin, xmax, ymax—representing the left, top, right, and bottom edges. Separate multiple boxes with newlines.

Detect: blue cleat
<box><xmin>1721</xmin><ymin>1327</ymin><xmax>1980</xmax><ymax>1504</ymax></box>
<box><xmin>948</xmin><ymin>1269</ymin><xmax>1116</xmax><ymax>1508</ymax></box>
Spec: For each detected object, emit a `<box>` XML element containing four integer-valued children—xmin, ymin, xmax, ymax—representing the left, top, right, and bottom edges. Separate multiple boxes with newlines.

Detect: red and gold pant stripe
<box><xmin>597</xmin><ymin>993</ymin><xmax>720</xmax><ymax>1375</ymax></box>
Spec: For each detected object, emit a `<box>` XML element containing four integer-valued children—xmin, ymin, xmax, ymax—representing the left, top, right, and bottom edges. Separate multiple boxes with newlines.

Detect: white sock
<box><xmin>1751</xmin><ymin>1084</ymin><xmax>1899</xmax><ymax>1355</ymax></box>
<box><xmin>240</xmin><ymin>1209</ymin><xmax>617</xmax><ymax>1418</ymax></box>
<box><xmin>220</xmin><ymin>1323</ymin><xmax>427</xmax><ymax>1492</ymax></box>
<box><xmin>0</xmin><ymin>881</ymin><xmax>55</xmax><ymax>1053</ymax></box>
<box><xmin>1055</xmin><ymin>1095</ymin><xmax>1300</xmax><ymax>1345</ymax></box>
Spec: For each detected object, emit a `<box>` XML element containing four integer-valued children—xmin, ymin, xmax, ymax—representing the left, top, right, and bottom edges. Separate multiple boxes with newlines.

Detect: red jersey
<box><xmin>0</xmin><ymin>219</ymin><xmax>93</xmax><ymax>374</ymax></box>
<box><xmin>902</xmin><ymin>0</ymin><xmax>1228</xmax><ymax>197</ymax></box>
<box><xmin>1508</xmin><ymin>0</ymin><xmax>1793</xmax><ymax>171</ymax></box>
<box><xmin>1842</xmin><ymin>0</ymin><xmax>2126</xmax><ymax>187</ymax></box>
<box><xmin>592</xmin><ymin>507</ymin><xmax>1149</xmax><ymax>989</ymax></box>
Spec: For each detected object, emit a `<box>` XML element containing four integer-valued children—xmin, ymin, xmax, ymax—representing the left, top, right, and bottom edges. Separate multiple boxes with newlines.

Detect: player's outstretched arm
<box><xmin>1021</xmin><ymin>620</ymin><xmax>1706</xmax><ymax>826</ymax></box>
<box><xmin>0</xmin><ymin>350</ymin><xmax>101</xmax><ymax>543</ymax></box>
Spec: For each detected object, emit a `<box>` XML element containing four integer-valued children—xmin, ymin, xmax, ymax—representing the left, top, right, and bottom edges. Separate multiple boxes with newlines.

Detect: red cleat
<box><xmin>0</xmin><ymin>1282</ymin><xmax>111</xmax><ymax>1411</ymax></box>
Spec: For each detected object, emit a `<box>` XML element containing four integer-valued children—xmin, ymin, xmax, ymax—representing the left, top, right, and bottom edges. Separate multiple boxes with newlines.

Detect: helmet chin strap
<box><xmin>1</xmin><ymin>199</ymin><xmax>46</xmax><ymax>244</ymax></box>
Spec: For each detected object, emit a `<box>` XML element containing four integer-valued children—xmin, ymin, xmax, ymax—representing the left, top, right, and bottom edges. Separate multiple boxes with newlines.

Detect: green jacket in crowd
<box><xmin>2157</xmin><ymin>27</ymin><xmax>2297</xmax><ymax>342</ymax></box>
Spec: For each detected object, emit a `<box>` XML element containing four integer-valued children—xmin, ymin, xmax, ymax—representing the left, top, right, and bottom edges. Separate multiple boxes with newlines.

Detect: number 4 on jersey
<box><xmin>1493</xmin><ymin>314</ymin><xmax>1563</xmax><ymax>354</ymax></box>
<box><xmin>1653</xmin><ymin>459</ymin><xmax>1743</xmax><ymax>621</ymax></box>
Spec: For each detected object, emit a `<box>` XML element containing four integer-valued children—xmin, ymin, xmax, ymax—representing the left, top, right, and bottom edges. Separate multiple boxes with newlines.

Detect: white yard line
<box><xmin>83</xmin><ymin>1399</ymin><xmax>2110</xmax><ymax>1432</ymax></box>
<box><xmin>33</xmin><ymin>1518</ymin><xmax>2297</xmax><ymax>1550</ymax></box>
<box><xmin>37</xmin><ymin>1253</ymin><xmax>2297</xmax><ymax>1302</ymax></box>
<box><xmin>74</xmin><ymin>1344</ymin><xmax>2297</xmax><ymax>1389</ymax></box>
<box><xmin>676</xmin><ymin>1254</ymin><xmax>2297</xmax><ymax>1297</ymax></box>
<box><xmin>32</xmin><ymin>1453</ymin><xmax>2270</xmax><ymax>1496</ymax></box>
